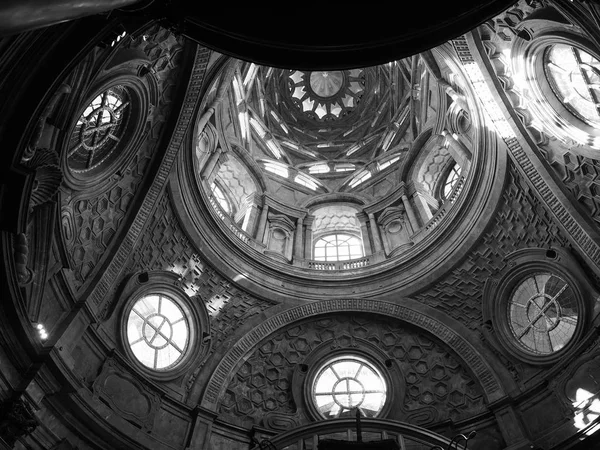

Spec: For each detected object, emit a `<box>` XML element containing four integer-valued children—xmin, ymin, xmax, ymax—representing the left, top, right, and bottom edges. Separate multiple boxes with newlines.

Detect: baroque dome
<box><xmin>2</xmin><ymin>2</ymin><xmax>600</xmax><ymax>450</ymax></box>
<box><xmin>180</xmin><ymin>50</ymin><xmax>503</xmax><ymax>301</ymax></box>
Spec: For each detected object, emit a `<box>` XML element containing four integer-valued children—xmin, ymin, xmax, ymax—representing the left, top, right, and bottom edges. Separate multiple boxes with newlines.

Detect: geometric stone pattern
<box><xmin>412</xmin><ymin>162</ymin><xmax>568</xmax><ymax>329</ymax></box>
<box><xmin>125</xmin><ymin>193</ymin><xmax>275</xmax><ymax>344</ymax></box>
<box><xmin>216</xmin><ymin>156</ymin><xmax>257</xmax><ymax>210</ymax></box>
<box><xmin>418</xmin><ymin>144</ymin><xmax>452</xmax><ymax>195</ymax></box>
<box><xmin>218</xmin><ymin>313</ymin><xmax>486</xmax><ymax>429</ymax></box>
<box><xmin>63</xmin><ymin>26</ymin><xmax>186</xmax><ymax>289</ymax></box>
<box><xmin>541</xmin><ymin>143</ymin><xmax>600</xmax><ymax>228</ymax></box>
<box><xmin>88</xmin><ymin>43</ymin><xmax>212</xmax><ymax>313</ymax></box>
<box><xmin>312</xmin><ymin>205</ymin><xmax>361</xmax><ymax>235</ymax></box>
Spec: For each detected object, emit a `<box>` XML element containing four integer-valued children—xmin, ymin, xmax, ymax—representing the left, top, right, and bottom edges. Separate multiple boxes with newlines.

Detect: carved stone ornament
<box><xmin>13</xmin><ymin>233</ymin><xmax>34</xmax><ymax>285</ymax></box>
<box><xmin>92</xmin><ymin>356</ymin><xmax>161</xmax><ymax>432</ymax></box>
<box><xmin>23</xmin><ymin>148</ymin><xmax>63</xmax><ymax>208</ymax></box>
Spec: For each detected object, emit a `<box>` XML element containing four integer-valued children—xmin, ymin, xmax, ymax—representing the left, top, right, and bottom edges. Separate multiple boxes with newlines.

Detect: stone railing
<box><xmin>299</xmin><ymin>253</ymin><xmax>385</xmax><ymax>271</ymax></box>
<box><xmin>208</xmin><ymin>195</ymin><xmax>258</xmax><ymax>248</ymax></box>
<box><xmin>250</xmin><ymin>418</ymin><xmax>453</xmax><ymax>450</ymax></box>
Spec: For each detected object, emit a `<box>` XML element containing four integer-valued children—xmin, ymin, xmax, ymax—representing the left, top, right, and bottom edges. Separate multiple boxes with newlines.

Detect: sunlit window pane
<box><xmin>127</xmin><ymin>294</ymin><xmax>190</xmax><ymax>370</ymax></box>
<box><xmin>545</xmin><ymin>44</ymin><xmax>600</xmax><ymax>127</ymax></box>
<box><xmin>312</xmin><ymin>356</ymin><xmax>387</xmax><ymax>419</ymax></box>
<box><xmin>508</xmin><ymin>273</ymin><xmax>579</xmax><ymax>355</ymax></box>
<box><xmin>314</xmin><ymin>233</ymin><xmax>364</xmax><ymax>262</ymax></box>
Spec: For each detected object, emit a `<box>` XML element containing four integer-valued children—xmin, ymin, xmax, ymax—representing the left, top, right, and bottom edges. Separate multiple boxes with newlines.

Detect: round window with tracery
<box><xmin>67</xmin><ymin>85</ymin><xmax>132</xmax><ymax>175</ymax></box>
<box><xmin>544</xmin><ymin>44</ymin><xmax>600</xmax><ymax>128</ymax></box>
<box><xmin>126</xmin><ymin>294</ymin><xmax>189</xmax><ymax>370</ymax></box>
<box><xmin>508</xmin><ymin>273</ymin><xmax>579</xmax><ymax>355</ymax></box>
<box><xmin>312</xmin><ymin>355</ymin><xmax>387</xmax><ymax>418</ymax></box>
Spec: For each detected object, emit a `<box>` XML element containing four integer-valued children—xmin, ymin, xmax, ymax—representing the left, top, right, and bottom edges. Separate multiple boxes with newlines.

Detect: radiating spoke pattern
<box><xmin>288</xmin><ymin>69</ymin><xmax>364</xmax><ymax>120</ymax></box>
<box><xmin>509</xmin><ymin>273</ymin><xmax>579</xmax><ymax>355</ymax></box>
<box><xmin>127</xmin><ymin>294</ymin><xmax>189</xmax><ymax>370</ymax></box>
<box><xmin>545</xmin><ymin>44</ymin><xmax>600</xmax><ymax>127</ymax></box>
<box><xmin>313</xmin><ymin>356</ymin><xmax>387</xmax><ymax>419</ymax></box>
<box><xmin>314</xmin><ymin>234</ymin><xmax>363</xmax><ymax>262</ymax></box>
<box><xmin>67</xmin><ymin>86</ymin><xmax>130</xmax><ymax>173</ymax></box>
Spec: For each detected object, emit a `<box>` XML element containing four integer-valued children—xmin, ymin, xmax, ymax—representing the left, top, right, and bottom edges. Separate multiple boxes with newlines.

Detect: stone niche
<box><xmin>264</xmin><ymin>213</ymin><xmax>295</xmax><ymax>262</ymax></box>
<box><xmin>378</xmin><ymin>206</ymin><xmax>413</xmax><ymax>257</ymax></box>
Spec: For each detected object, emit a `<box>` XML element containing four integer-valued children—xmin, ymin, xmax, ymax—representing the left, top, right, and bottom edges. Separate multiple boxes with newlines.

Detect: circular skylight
<box><xmin>127</xmin><ymin>294</ymin><xmax>189</xmax><ymax>370</ymax></box>
<box><xmin>312</xmin><ymin>355</ymin><xmax>387</xmax><ymax>418</ymax></box>
<box><xmin>508</xmin><ymin>273</ymin><xmax>578</xmax><ymax>355</ymax></box>
<box><xmin>288</xmin><ymin>69</ymin><xmax>365</xmax><ymax>120</ymax></box>
<box><xmin>309</xmin><ymin>71</ymin><xmax>344</xmax><ymax>97</ymax></box>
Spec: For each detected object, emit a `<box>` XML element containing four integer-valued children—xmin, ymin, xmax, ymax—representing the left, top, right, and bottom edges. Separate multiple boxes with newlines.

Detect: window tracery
<box><xmin>544</xmin><ymin>44</ymin><xmax>600</xmax><ymax>128</ymax></box>
<box><xmin>442</xmin><ymin>162</ymin><xmax>461</xmax><ymax>201</ymax></box>
<box><xmin>312</xmin><ymin>355</ymin><xmax>387</xmax><ymax>419</ymax></box>
<box><xmin>314</xmin><ymin>233</ymin><xmax>363</xmax><ymax>262</ymax></box>
<box><xmin>287</xmin><ymin>69</ymin><xmax>365</xmax><ymax>120</ymax></box>
<box><xmin>508</xmin><ymin>273</ymin><xmax>578</xmax><ymax>355</ymax></box>
<box><xmin>126</xmin><ymin>294</ymin><xmax>190</xmax><ymax>370</ymax></box>
<box><xmin>67</xmin><ymin>86</ymin><xmax>131</xmax><ymax>174</ymax></box>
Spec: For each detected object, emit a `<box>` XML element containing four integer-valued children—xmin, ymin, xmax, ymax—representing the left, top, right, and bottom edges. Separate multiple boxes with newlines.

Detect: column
<box><xmin>294</xmin><ymin>217</ymin><xmax>304</xmax><ymax>260</ymax></box>
<box><xmin>368</xmin><ymin>213</ymin><xmax>383</xmax><ymax>253</ymax></box>
<box><xmin>356</xmin><ymin>212</ymin><xmax>373</xmax><ymax>256</ymax></box>
<box><xmin>442</xmin><ymin>130</ymin><xmax>472</xmax><ymax>168</ymax></box>
<box><xmin>303</xmin><ymin>216</ymin><xmax>314</xmax><ymax>259</ymax></box>
<box><xmin>201</xmin><ymin>147</ymin><xmax>223</xmax><ymax>181</ymax></box>
<box><xmin>241</xmin><ymin>193</ymin><xmax>260</xmax><ymax>233</ymax></box>
<box><xmin>255</xmin><ymin>204</ymin><xmax>269</xmax><ymax>242</ymax></box>
<box><xmin>401</xmin><ymin>195</ymin><xmax>419</xmax><ymax>233</ymax></box>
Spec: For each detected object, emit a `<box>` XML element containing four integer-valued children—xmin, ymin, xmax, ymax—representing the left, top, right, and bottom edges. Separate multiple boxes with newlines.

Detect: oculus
<box><xmin>288</xmin><ymin>69</ymin><xmax>365</xmax><ymax>120</ymax></box>
<box><xmin>67</xmin><ymin>86</ymin><xmax>131</xmax><ymax>174</ymax></box>
<box><xmin>126</xmin><ymin>294</ymin><xmax>190</xmax><ymax>370</ymax></box>
<box><xmin>544</xmin><ymin>44</ymin><xmax>600</xmax><ymax>128</ymax></box>
<box><xmin>312</xmin><ymin>355</ymin><xmax>387</xmax><ymax>419</ymax></box>
<box><xmin>508</xmin><ymin>273</ymin><xmax>578</xmax><ymax>355</ymax></box>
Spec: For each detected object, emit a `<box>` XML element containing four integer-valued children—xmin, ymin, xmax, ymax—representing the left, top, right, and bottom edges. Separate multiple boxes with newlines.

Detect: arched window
<box><xmin>314</xmin><ymin>233</ymin><xmax>363</xmax><ymax>262</ymax></box>
<box><xmin>312</xmin><ymin>355</ymin><xmax>387</xmax><ymax>419</ymax></box>
<box><xmin>211</xmin><ymin>182</ymin><xmax>232</xmax><ymax>215</ymax></box>
<box><xmin>442</xmin><ymin>162</ymin><xmax>461</xmax><ymax>201</ymax></box>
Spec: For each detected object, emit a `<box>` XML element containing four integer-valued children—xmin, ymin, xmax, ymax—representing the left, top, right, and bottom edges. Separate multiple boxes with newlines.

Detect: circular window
<box><xmin>514</xmin><ymin>36</ymin><xmax>600</xmax><ymax>155</ymax></box>
<box><xmin>312</xmin><ymin>355</ymin><xmax>387</xmax><ymax>418</ymax></box>
<box><xmin>508</xmin><ymin>273</ymin><xmax>579</xmax><ymax>355</ymax></box>
<box><xmin>544</xmin><ymin>44</ymin><xmax>600</xmax><ymax>128</ymax></box>
<box><xmin>126</xmin><ymin>294</ymin><xmax>189</xmax><ymax>370</ymax></box>
<box><xmin>67</xmin><ymin>86</ymin><xmax>131</xmax><ymax>174</ymax></box>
